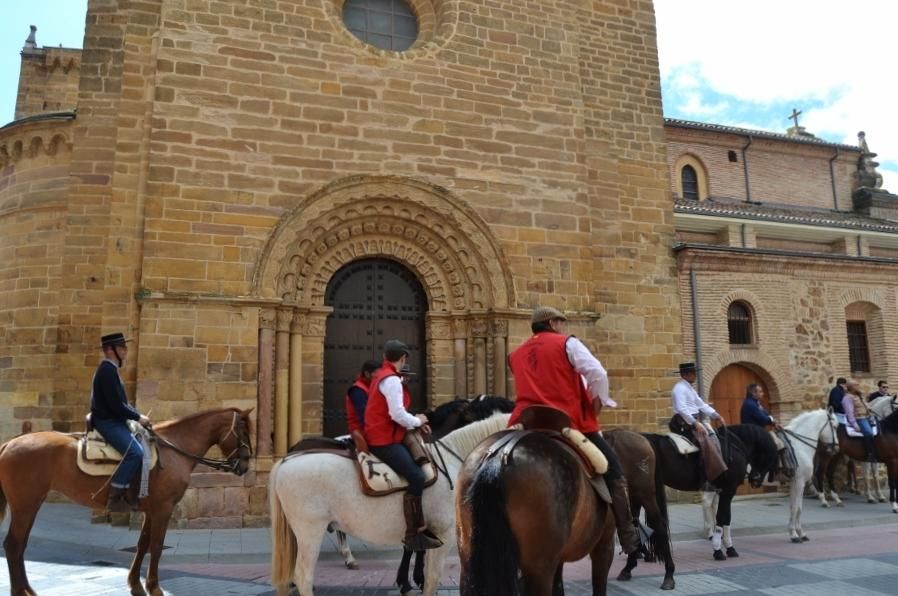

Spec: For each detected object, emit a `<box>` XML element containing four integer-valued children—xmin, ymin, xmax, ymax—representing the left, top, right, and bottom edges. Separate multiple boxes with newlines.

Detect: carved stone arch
<box><xmin>253</xmin><ymin>175</ymin><xmax>514</xmax><ymax>311</ymax></box>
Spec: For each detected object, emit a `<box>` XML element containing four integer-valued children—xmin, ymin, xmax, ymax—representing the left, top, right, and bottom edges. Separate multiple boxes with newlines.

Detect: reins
<box><xmin>148</xmin><ymin>411</ymin><xmax>251</xmax><ymax>475</ymax></box>
<box><xmin>426</xmin><ymin>438</ymin><xmax>464</xmax><ymax>491</ymax></box>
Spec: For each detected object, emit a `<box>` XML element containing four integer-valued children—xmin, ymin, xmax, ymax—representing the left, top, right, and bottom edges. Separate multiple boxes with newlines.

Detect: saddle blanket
<box><xmin>356</xmin><ymin>451</ymin><xmax>436</xmax><ymax>495</ymax></box>
<box><xmin>834</xmin><ymin>414</ymin><xmax>879</xmax><ymax>438</ymax></box>
<box><xmin>666</xmin><ymin>432</ymin><xmax>699</xmax><ymax>455</ymax></box>
<box><xmin>76</xmin><ymin>421</ymin><xmax>159</xmax><ymax>477</ymax></box>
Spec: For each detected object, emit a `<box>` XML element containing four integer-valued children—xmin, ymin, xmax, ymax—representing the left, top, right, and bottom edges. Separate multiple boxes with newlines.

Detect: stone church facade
<box><xmin>1</xmin><ymin>1</ymin><xmax>682</xmax><ymax>525</ymax></box>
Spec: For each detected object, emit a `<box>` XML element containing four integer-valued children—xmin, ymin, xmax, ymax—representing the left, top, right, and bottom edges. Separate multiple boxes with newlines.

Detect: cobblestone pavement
<box><xmin>4</xmin><ymin>493</ymin><xmax>898</xmax><ymax>595</ymax></box>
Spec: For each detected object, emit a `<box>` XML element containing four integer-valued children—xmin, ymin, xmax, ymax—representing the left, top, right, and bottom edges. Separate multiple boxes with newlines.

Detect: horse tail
<box><xmin>649</xmin><ymin>444</ymin><xmax>672</xmax><ymax>563</ymax></box>
<box><xmin>269</xmin><ymin>459</ymin><xmax>298</xmax><ymax>588</ymax></box>
<box><xmin>461</xmin><ymin>455</ymin><xmax>519</xmax><ymax>596</ymax></box>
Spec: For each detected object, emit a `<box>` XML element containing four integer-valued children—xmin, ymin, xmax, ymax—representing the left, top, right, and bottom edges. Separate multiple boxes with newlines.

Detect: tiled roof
<box><xmin>675</xmin><ymin>196</ymin><xmax>898</xmax><ymax>233</ymax></box>
<box><xmin>665</xmin><ymin>118</ymin><xmax>860</xmax><ymax>152</ymax></box>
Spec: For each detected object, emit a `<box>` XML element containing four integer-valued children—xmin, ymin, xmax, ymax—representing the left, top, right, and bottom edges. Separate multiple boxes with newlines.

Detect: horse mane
<box><xmin>880</xmin><ymin>409</ymin><xmax>898</xmax><ymax>434</ymax></box>
<box><xmin>785</xmin><ymin>409</ymin><xmax>828</xmax><ymax>430</ymax></box>
<box><xmin>153</xmin><ymin>407</ymin><xmax>246</xmax><ymax>431</ymax></box>
<box><xmin>466</xmin><ymin>396</ymin><xmax>515</xmax><ymax>421</ymax></box>
<box><xmin>426</xmin><ymin>399</ymin><xmax>470</xmax><ymax>430</ymax></box>
<box><xmin>440</xmin><ymin>412</ymin><xmax>511</xmax><ymax>458</ymax></box>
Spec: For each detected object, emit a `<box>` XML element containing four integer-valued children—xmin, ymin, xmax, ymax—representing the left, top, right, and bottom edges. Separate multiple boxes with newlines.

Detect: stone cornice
<box><xmin>0</xmin><ymin>114</ymin><xmax>74</xmax><ymax>168</ymax></box>
<box><xmin>675</xmin><ymin>243</ymin><xmax>898</xmax><ymax>274</ymax></box>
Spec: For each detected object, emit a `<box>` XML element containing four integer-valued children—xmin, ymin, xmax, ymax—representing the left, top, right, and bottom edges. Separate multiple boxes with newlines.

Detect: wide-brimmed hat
<box><xmin>678</xmin><ymin>362</ymin><xmax>698</xmax><ymax>375</ymax></box>
<box><xmin>383</xmin><ymin>339</ymin><xmax>410</xmax><ymax>356</ymax></box>
<box><xmin>531</xmin><ymin>306</ymin><xmax>567</xmax><ymax>324</ymax></box>
<box><xmin>101</xmin><ymin>332</ymin><xmax>132</xmax><ymax>348</ymax></box>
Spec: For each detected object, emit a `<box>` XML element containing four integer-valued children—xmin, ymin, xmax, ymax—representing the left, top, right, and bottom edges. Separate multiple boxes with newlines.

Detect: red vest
<box><xmin>365</xmin><ymin>361</ymin><xmax>410</xmax><ymax>447</ymax></box>
<box><xmin>508</xmin><ymin>331</ymin><xmax>599</xmax><ymax>433</ymax></box>
<box><xmin>344</xmin><ymin>376</ymin><xmax>370</xmax><ymax>434</ymax></box>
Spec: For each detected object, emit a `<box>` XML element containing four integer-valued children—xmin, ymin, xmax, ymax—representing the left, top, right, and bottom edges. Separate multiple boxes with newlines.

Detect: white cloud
<box><xmin>655</xmin><ymin>0</ymin><xmax>898</xmax><ymax>192</ymax></box>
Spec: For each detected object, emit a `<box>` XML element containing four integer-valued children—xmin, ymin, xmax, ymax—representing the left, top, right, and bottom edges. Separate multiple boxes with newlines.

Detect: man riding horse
<box><xmin>669</xmin><ymin>362</ymin><xmax>727</xmax><ymax>489</ymax></box>
<box><xmin>90</xmin><ymin>332</ymin><xmax>151</xmax><ymax>512</ymax></box>
<box><xmin>506</xmin><ymin>306</ymin><xmax>645</xmax><ymax>556</ymax></box>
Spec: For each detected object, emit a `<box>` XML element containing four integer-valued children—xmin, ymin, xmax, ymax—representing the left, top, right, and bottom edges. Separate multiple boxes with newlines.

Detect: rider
<box><xmin>741</xmin><ymin>384</ymin><xmax>794</xmax><ymax>478</ymax></box>
<box><xmin>90</xmin><ymin>332</ymin><xmax>151</xmax><ymax>512</ymax></box>
<box><xmin>345</xmin><ymin>360</ymin><xmax>380</xmax><ymax>437</ymax></box>
<box><xmin>868</xmin><ymin>379</ymin><xmax>890</xmax><ymax>403</ymax></box>
<box><xmin>364</xmin><ymin>340</ymin><xmax>443</xmax><ymax>550</ymax></box>
<box><xmin>670</xmin><ymin>362</ymin><xmax>728</xmax><ymax>489</ymax></box>
<box><xmin>507</xmin><ymin>306</ymin><xmax>645</xmax><ymax>556</ymax></box>
<box><xmin>827</xmin><ymin>377</ymin><xmax>848</xmax><ymax>413</ymax></box>
<box><xmin>842</xmin><ymin>380</ymin><xmax>877</xmax><ymax>462</ymax></box>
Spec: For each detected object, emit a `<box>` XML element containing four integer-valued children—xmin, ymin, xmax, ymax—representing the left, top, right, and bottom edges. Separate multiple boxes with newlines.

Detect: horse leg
<box><xmin>616</xmin><ymin>552</ymin><xmax>639</xmax><ymax>582</ymax></box>
<box><xmin>413</xmin><ymin>550</ymin><xmax>425</xmax><ymax>589</ymax></box>
<box><xmin>335</xmin><ymin>530</ymin><xmax>358</xmax><ymax>570</ymax></box>
<box><xmin>876</xmin><ymin>463</ymin><xmax>888</xmax><ymax>502</ymax></box>
<box><xmin>421</xmin><ymin>545</ymin><xmax>449</xmax><ymax>596</ymax></box>
<box><xmin>788</xmin><ymin>475</ymin><xmax>805</xmax><ymax>543</ymax></box>
<box><xmin>814</xmin><ymin>454</ymin><xmax>830</xmax><ymax>508</ymax></box>
<box><xmin>3</xmin><ymin>500</ymin><xmax>42</xmax><ymax>596</ymax></box>
<box><xmin>395</xmin><ymin>548</ymin><xmax>414</xmax><ymax>595</ymax></box>
<box><xmin>143</xmin><ymin>509</ymin><xmax>174</xmax><ymax>596</ymax></box>
<box><xmin>722</xmin><ymin>525</ymin><xmax>738</xmax><ymax>558</ymax></box>
<box><xmin>291</xmin><ymin>523</ymin><xmax>327</xmax><ymax>596</ymax></box>
<box><xmin>826</xmin><ymin>456</ymin><xmax>843</xmax><ymax>506</ymax></box>
<box><xmin>552</xmin><ymin>565</ymin><xmax>565</xmax><ymax>596</ymax></box>
<box><xmin>127</xmin><ymin>514</ymin><xmax>152</xmax><ymax>595</ymax></box>
<box><xmin>701</xmin><ymin>490</ymin><xmax>718</xmax><ymax>539</ymax></box>
<box><xmin>863</xmin><ymin>462</ymin><xmax>877</xmax><ymax>503</ymax></box>
<box><xmin>589</xmin><ymin>526</ymin><xmax>616</xmax><ymax>596</ymax></box>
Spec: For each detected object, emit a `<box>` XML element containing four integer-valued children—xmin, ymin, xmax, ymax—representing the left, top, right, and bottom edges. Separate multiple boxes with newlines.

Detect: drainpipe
<box><xmin>829</xmin><ymin>148</ymin><xmax>840</xmax><ymax>210</ymax></box>
<box><xmin>740</xmin><ymin>223</ymin><xmax>747</xmax><ymax>248</ymax></box>
<box><xmin>689</xmin><ymin>268</ymin><xmax>704</xmax><ymax>396</ymax></box>
<box><xmin>741</xmin><ymin>135</ymin><xmax>753</xmax><ymax>202</ymax></box>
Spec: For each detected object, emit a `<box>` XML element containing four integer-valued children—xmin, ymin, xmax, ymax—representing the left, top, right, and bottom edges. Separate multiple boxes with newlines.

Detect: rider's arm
<box><xmin>348</xmin><ymin>386</ymin><xmax>368</xmax><ymax>427</ymax></box>
<box><xmin>842</xmin><ymin>395</ymin><xmax>858</xmax><ymax>429</ymax></box>
<box><xmin>381</xmin><ymin>376</ymin><xmax>422</xmax><ymax>430</ymax></box>
<box><xmin>96</xmin><ymin>362</ymin><xmax>141</xmax><ymax>421</ymax></box>
<box><xmin>671</xmin><ymin>381</ymin><xmax>697</xmax><ymax>425</ymax></box>
<box><xmin>565</xmin><ymin>337</ymin><xmax>617</xmax><ymax>407</ymax></box>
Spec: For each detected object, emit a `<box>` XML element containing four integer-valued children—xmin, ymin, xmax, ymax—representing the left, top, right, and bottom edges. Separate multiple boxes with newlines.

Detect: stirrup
<box><xmin>403</xmin><ymin>529</ymin><xmax>443</xmax><ymax>550</ymax></box>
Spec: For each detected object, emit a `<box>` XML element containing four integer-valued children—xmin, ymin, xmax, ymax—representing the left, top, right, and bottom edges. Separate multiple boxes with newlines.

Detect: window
<box><xmin>728</xmin><ymin>150</ymin><xmax>738</xmax><ymax>162</ymax></box>
<box><xmin>681</xmin><ymin>165</ymin><xmax>699</xmax><ymax>200</ymax></box>
<box><xmin>847</xmin><ymin>320</ymin><xmax>871</xmax><ymax>373</ymax></box>
<box><xmin>727</xmin><ymin>301</ymin><xmax>752</xmax><ymax>345</ymax></box>
<box><xmin>342</xmin><ymin>0</ymin><xmax>419</xmax><ymax>52</ymax></box>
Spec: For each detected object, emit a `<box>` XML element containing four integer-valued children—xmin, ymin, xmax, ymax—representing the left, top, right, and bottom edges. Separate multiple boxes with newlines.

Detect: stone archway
<box><xmin>252</xmin><ymin>176</ymin><xmax>516</xmax><ymax>454</ymax></box>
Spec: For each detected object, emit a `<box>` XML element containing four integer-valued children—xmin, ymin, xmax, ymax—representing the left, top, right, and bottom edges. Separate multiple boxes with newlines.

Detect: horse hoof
<box><xmin>868</xmin><ymin>498</ymin><xmax>877</xmax><ymax>503</ymax></box>
<box><xmin>660</xmin><ymin>578</ymin><xmax>676</xmax><ymax>591</ymax></box>
<box><xmin>345</xmin><ymin>560</ymin><xmax>359</xmax><ymax>570</ymax></box>
<box><xmin>398</xmin><ymin>583</ymin><xmax>415</xmax><ymax>596</ymax></box>
<box><xmin>790</xmin><ymin>537</ymin><xmax>802</xmax><ymax>544</ymax></box>
<box><xmin>880</xmin><ymin>498</ymin><xmax>888</xmax><ymax>503</ymax></box>
<box><xmin>726</xmin><ymin>547</ymin><xmax>739</xmax><ymax>558</ymax></box>
<box><xmin>836</xmin><ymin>502</ymin><xmax>845</xmax><ymax>507</ymax></box>
<box><xmin>617</xmin><ymin>571</ymin><xmax>632</xmax><ymax>582</ymax></box>
<box><xmin>821</xmin><ymin>502</ymin><xmax>830</xmax><ymax>508</ymax></box>
<box><xmin>801</xmin><ymin>535</ymin><xmax>810</xmax><ymax>542</ymax></box>
<box><xmin>713</xmin><ymin>549</ymin><xmax>727</xmax><ymax>561</ymax></box>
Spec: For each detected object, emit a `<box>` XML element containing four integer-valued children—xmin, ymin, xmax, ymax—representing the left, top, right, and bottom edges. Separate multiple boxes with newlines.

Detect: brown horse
<box><xmin>604</xmin><ymin>429</ymin><xmax>675</xmax><ymax>590</ymax></box>
<box><xmin>456</xmin><ymin>430</ymin><xmax>616</xmax><ymax>596</ymax></box>
<box><xmin>0</xmin><ymin>407</ymin><xmax>253</xmax><ymax>596</ymax></box>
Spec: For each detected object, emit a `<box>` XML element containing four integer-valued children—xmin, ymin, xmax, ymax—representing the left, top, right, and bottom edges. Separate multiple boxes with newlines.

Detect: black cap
<box><xmin>383</xmin><ymin>339</ymin><xmax>410</xmax><ymax>356</ymax></box>
<box><xmin>679</xmin><ymin>362</ymin><xmax>697</xmax><ymax>375</ymax></box>
<box><xmin>101</xmin><ymin>332</ymin><xmax>131</xmax><ymax>348</ymax></box>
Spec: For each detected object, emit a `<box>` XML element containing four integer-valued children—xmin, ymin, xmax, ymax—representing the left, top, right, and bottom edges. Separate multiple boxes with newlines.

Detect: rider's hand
<box><xmin>416</xmin><ymin>413</ymin><xmax>429</xmax><ymax>425</ymax></box>
<box><xmin>139</xmin><ymin>414</ymin><xmax>151</xmax><ymax>427</ymax></box>
<box><xmin>716</xmin><ymin>416</ymin><xmax>726</xmax><ymax>427</ymax></box>
<box><xmin>419</xmin><ymin>423</ymin><xmax>433</xmax><ymax>436</ymax></box>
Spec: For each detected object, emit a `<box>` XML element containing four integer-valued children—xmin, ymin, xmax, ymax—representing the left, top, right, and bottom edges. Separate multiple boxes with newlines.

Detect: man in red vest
<box><xmin>345</xmin><ymin>360</ymin><xmax>380</xmax><ymax>436</ymax></box>
<box><xmin>365</xmin><ymin>340</ymin><xmax>442</xmax><ymax>550</ymax></box>
<box><xmin>508</xmin><ymin>306</ymin><xmax>644</xmax><ymax>555</ymax></box>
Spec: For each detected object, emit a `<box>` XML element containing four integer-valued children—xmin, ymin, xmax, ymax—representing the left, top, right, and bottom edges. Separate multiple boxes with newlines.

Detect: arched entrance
<box><xmin>709</xmin><ymin>364</ymin><xmax>770</xmax><ymax>425</ymax></box>
<box><xmin>322</xmin><ymin>259</ymin><xmax>428</xmax><ymax>437</ymax></box>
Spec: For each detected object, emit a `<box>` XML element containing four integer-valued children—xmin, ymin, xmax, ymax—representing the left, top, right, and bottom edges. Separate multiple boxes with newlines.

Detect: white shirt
<box><xmin>379</xmin><ymin>375</ymin><xmax>422</xmax><ymax>430</ymax></box>
<box><xmin>566</xmin><ymin>337</ymin><xmax>616</xmax><ymax>408</ymax></box>
<box><xmin>671</xmin><ymin>378</ymin><xmax>719</xmax><ymax>425</ymax></box>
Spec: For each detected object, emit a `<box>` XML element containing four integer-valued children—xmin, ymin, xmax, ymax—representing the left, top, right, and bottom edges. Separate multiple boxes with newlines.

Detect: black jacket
<box><xmin>90</xmin><ymin>360</ymin><xmax>140</xmax><ymax>421</ymax></box>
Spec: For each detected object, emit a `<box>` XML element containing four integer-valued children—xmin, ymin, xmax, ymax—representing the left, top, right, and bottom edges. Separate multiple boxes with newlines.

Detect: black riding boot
<box><xmin>402</xmin><ymin>494</ymin><xmax>443</xmax><ymax>550</ymax></box>
<box><xmin>106</xmin><ymin>486</ymin><xmax>135</xmax><ymax>513</ymax></box>
<box><xmin>609</xmin><ymin>478</ymin><xmax>644</xmax><ymax>555</ymax></box>
<box><xmin>863</xmin><ymin>436</ymin><xmax>878</xmax><ymax>463</ymax></box>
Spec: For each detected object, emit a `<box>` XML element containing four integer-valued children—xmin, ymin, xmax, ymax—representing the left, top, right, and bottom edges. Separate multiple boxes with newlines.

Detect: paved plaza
<box><xmin>3</xmin><ymin>492</ymin><xmax>898</xmax><ymax>595</ymax></box>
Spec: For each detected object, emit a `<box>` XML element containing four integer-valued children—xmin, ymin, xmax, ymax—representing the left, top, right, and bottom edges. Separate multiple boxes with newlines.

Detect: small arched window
<box><xmin>681</xmin><ymin>165</ymin><xmax>699</xmax><ymax>200</ymax></box>
<box><xmin>342</xmin><ymin>0</ymin><xmax>419</xmax><ymax>52</ymax></box>
<box><xmin>727</xmin><ymin>301</ymin><xmax>752</xmax><ymax>345</ymax></box>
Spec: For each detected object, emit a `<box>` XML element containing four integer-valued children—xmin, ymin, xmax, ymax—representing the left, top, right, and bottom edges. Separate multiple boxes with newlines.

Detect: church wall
<box><xmin>15</xmin><ymin>47</ymin><xmax>82</xmax><ymax>120</ymax></box>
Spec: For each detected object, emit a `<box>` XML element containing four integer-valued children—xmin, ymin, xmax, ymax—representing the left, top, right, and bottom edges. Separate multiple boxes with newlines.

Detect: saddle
<box><xmin>76</xmin><ymin>416</ymin><xmax>159</xmax><ymax>477</ymax></box>
<box><xmin>497</xmin><ymin>405</ymin><xmax>611</xmax><ymax>503</ymax></box>
<box><xmin>665</xmin><ymin>432</ymin><xmax>700</xmax><ymax>455</ymax></box>
<box><xmin>286</xmin><ymin>429</ymin><xmax>437</xmax><ymax>497</ymax></box>
<box><xmin>834</xmin><ymin>413</ymin><xmax>879</xmax><ymax>438</ymax></box>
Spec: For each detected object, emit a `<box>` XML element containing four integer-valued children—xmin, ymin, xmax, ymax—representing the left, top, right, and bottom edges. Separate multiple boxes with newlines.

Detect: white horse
<box><xmin>269</xmin><ymin>412</ymin><xmax>510</xmax><ymax>596</ymax></box>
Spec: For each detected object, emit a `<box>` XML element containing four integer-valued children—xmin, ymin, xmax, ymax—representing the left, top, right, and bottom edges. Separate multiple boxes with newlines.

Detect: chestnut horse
<box><xmin>0</xmin><ymin>407</ymin><xmax>253</xmax><ymax>596</ymax></box>
<box><xmin>456</xmin><ymin>430</ymin><xmax>616</xmax><ymax>596</ymax></box>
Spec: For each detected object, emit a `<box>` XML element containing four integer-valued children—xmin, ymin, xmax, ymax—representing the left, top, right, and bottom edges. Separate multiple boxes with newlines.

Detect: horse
<box><xmin>456</xmin><ymin>428</ymin><xmax>618</xmax><ymax>596</ymax></box>
<box><xmin>859</xmin><ymin>395</ymin><xmax>898</xmax><ymax>503</ymax></box>
<box><xmin>644</xmin><ymin>424</ymin><xmax>778</xmax><ymax>561</ymax></box>
<box><xmin>817</xmin><ymin>406</ymin><xmax>898</xmax><ymax>513</ymax></box>
<box><xmin>270</xmin><ymin>412</ymin><xmax>511</xmax><ymax>596</ymax></box>
<box><xmin>604</xmin><ymin>429</ymin><xmax>675</xmax><ymax>591</ymax></box>
<box><xmin>0</xmin><ymin>407</ymin><xmax>254</xmax><ymax>596</ymax></box>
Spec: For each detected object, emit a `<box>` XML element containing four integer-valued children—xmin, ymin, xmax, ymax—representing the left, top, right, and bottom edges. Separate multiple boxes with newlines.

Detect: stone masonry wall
<box><xmin>15</xmin><ymin>47</ymin><xmax>82</xmax><ymax>120</ymax></box>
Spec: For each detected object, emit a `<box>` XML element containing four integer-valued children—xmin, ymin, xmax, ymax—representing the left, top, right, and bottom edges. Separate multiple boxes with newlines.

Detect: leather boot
<box><xmin>609</xmin><ymin>478</ymin><xmax>645</xmax><ymax>556</ymax></box>
<box><xmin>864</xmin><ymin>436</ymin><xmax>878</xmax><ymax>463</ymax></box>
<box><xmin>106</xmin><ymin>486</ymin><xmax>135</xmax><ymax>513</ymax></box>
<box><xmin>402</xmin><ymin>494</ymin><xmax>443</xmax><ymax>550</ymax></box>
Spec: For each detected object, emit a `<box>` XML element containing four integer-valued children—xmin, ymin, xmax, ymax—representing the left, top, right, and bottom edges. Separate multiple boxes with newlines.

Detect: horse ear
<box><xmin>241</xmin><ymin>407</ymin><xmax>255</xmax><ymax>418</ymax></box>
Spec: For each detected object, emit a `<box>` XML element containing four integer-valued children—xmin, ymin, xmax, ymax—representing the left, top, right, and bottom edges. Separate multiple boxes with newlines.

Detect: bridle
<box><xmin>149</xmin><ymin>411</ymin><xmax>252</xmax><ymax>475</ymax></box>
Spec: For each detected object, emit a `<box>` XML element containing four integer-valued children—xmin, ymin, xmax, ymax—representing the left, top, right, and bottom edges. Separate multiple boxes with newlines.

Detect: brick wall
<box><xmin>15</xmin><ymin>47</ymin><xmax>82</xmax><ymax>120</ymax></box>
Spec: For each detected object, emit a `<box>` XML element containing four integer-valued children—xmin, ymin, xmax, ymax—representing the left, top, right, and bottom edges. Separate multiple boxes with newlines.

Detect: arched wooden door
<box><xmin>323</xmin><ymin>259</ymin><xmax>428</xmax><ymax>437</ymax></box>
<box><xmin>709</xmin><ymin>364</ymin><xmax>770</xmax><ymax>425</ymax></box>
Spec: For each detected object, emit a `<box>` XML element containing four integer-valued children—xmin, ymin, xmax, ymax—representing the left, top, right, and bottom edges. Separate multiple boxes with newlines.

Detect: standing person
<box><xmin>828</xmin><ymin>377</ymin><xmax>848</xmax><ymax>413</ymax></box>
<box><xmin>868</xmin><ymin>380</ymin><xmax>890</xmax><ymax>403</ymax></box>
<box><xmin>364</xmin><ymin>340</ymin><xmax>442</xmax><ymax>550</ymax></box>
<box><xmin>670</xmin><ymin>363</ymin><xmax>728</xmax><ymax>488</ymax></box>
<box><xmin>90</xmin><ymin>332</ymin><xmax>151</xmax><ymax>512</ymax></box>
<box><xmin>843</xmin><ymin>381</ymin><xmax>877</xmax><ymax>462</ymax></box>
<box><xmin>345</xmin><ymin>360</ymin><xmax>380</xmax><ymax>436</ymax></box>
<box><xmin>507</xmin><ymin>306</ymin><xmax>645</xmax><ymax>556</ymax></box>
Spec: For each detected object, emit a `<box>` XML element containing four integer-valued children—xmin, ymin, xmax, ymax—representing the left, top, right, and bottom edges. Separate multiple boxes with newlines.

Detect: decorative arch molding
<box><xmin>716</xmin><ymin>289</ymin><xmax>766</xmax><ymax>320</ymax></box>
<box><xmin>253</xmin><ymin>175</ymin><xmax>514</xmax><ymax>311</ymax></box>
<box><xmin>702</xmin><ymin>350</ymin><xmax>793</xmax><ymax>409</ymax></box>
<box><xmin>673</xmin><ymin>152</ymin><xmax>709</xmax><ymax>200</ymax></box>
<box><xmin>837</xmin><ymin>287</ymin><xmax>887</xmax><ymax>311</ymax></box>
<box><xmin>0</xmin><ymin>128</ymin><xmax>72</xmax><ymax>169</ymax></box>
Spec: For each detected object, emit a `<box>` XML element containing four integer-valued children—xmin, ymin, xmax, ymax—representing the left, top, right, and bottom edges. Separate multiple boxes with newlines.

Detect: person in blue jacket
<box><xmin>740</xmin><ymin>384</ymin><xmax>779</xmax><ymax>429</ymax></box>
<box><xmin>90</xmin><ymin>332</ymin><xmax>150</xmax><ymax>512</ymax></box>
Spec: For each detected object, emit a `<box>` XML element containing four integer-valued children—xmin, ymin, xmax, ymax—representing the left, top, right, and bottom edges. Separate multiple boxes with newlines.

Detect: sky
<box><xmin>1</xmin><ymin>0</ymin><xmax>895</xmax><ymax>191</ymax></box>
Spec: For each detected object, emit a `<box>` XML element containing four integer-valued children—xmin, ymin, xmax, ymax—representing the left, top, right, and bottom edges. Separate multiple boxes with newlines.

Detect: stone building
<box><xmin>667</xmin><ymin>119</ymin><xmax>898</xmax><ymax>424</ymax></box>
<box><xmin>0</xmin><ymin>1</ymin><xmax>681</xmax><ymax>526</ymax></box>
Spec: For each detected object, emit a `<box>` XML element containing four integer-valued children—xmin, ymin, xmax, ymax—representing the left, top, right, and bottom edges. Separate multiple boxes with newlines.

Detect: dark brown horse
<box><xmin>0</xmin><ymin>408</ymin><xmax>253</xmax><ymax>596</ymax></box>
<box><xmin>456</xmin><ymin>430</ymin><xmax>616</xmax><ymax>596</ymax></box>
<box><xmin>604</xmin><ymin>429</ymin><xmax>675</xmax><ymax>590</ymax></box>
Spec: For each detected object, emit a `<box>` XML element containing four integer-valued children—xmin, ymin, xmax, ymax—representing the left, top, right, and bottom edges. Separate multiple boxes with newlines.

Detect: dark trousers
<box><xmin>370</xmin><ymin>443</ymin><xmax>425</xmax><ymax>496</ymax></box>
<box><xmin>93</xmin><ymin>418</ymin><xmax>144</xmax><ymax>488</ymax></box>
<box><xmin>584</xmin><ymin>431</ymin><xmax>622</xmax><ymax>482</ymax></box>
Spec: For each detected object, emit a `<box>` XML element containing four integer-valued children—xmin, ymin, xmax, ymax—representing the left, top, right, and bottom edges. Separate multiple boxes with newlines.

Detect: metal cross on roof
<box><xmin>788</xmin><ymin>108</ymin><xmax>802</xmax><ymax>128</ymax></box>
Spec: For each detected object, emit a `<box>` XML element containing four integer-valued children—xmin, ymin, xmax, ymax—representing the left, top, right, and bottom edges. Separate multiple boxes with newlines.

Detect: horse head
<box><xmin>217</xmin><ymin>408</ymin><xmax>254</xmax><ymax>476</ymax></box>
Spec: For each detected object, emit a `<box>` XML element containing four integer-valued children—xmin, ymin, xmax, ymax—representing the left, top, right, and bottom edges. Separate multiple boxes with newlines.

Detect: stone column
<box><xmin>301</xmin><ymin>310</ymin><xmax>329</xmax><ymax>436</ymax></box>
<box><xmin>274</xmin><ymin>308</ymin><xmax>292</xmax><ymax>455</ymax></box>
<box><xmin>471</xmin><ymin>318</ymin><xmax>488</xmax><ymax>396</ymax></box>
<box><xmin>492</xmin><ymin>319</ymin><xmax>508</xmax><ymax>397</ymax></box>
<box><xmin>288</xmin><ymin>311</ymin><xmax>304</xmax><ymax>446</ymax></box>
<box><xmin>453</xmin><ymin>318</ymin><xmax>468</xmax><ymax>398</ymax></box>
<box><xmin>256</xmin><ymin>308</ymin><xmax>275</xmax><ymax>457</ymax></box>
